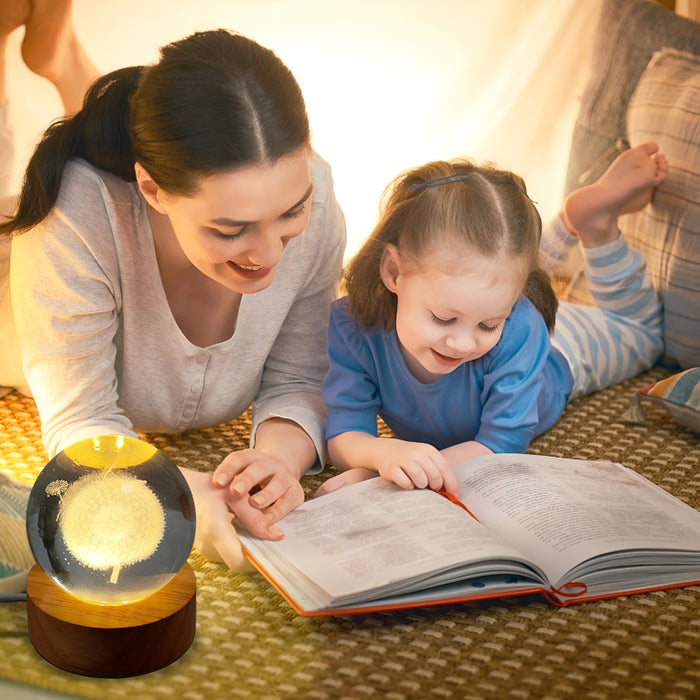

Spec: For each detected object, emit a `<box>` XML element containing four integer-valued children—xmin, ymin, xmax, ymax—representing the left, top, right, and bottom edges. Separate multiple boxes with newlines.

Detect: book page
<box><xmin>240</xmin><ymin>477</ymin><xmax>542</xmax><ymax>608</ymax></box>
<box><xmin>456</xmin><ymin>454</ymin><xmax>700</xmax><ymax>588</ymax></box>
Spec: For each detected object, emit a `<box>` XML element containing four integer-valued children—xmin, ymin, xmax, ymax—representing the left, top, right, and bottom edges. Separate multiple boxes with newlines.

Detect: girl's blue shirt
<box><xmin>323</xmin><ymin>296</ymin><xmax>574</xmax><ymax>454</ymax></box>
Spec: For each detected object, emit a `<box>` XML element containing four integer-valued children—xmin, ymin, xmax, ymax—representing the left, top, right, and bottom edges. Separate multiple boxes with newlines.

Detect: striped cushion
<box><xmin>0</xmin><ymin>472</ymin><xmax>34</xmax><ymax>593</ymax></box>
<box><xmin>627</xmin><ymin>367</ymin><xmax>700</xmax><ymax>433</ymax></box>
<box><xmin>621</xmin><ymin>47</ymin><xmax>700</xmax><ymax>370</ymax></box>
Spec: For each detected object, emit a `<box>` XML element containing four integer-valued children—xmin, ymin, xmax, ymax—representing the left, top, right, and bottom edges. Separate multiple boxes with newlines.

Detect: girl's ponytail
<box><xmin>523</xmin><ymin>267</ymin><xmax>558</xmax><ymax>335</ymax></box>
<box><xmin>0</xmin><ymin>65</ymin><xmax>143</xmax><ymax>236</ymax></box>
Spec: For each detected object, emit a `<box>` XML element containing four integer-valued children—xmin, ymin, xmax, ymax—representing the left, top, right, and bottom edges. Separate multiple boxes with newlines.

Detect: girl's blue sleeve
<box><xmin>323</xmin><ymin>299</ymin><xmax>382</xmax><ymax>440</ymax></box>
<box><xmin>475</xmin><ymin>299</ymin><xmax>553</xmax><ymax>453</ymax></box>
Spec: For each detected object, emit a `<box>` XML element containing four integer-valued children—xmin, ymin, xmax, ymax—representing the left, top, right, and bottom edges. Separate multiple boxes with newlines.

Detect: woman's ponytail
<box><xmin>0</xmin><ymin>65</ymin><xmax>143</xmax><ymax>236</ymax></box>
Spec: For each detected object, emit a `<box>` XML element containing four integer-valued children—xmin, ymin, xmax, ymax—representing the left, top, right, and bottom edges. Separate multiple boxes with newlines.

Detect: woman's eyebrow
<box><xmin>287</xmin><ymin>184</ymin><xmax>314</xmax><ymax>211</ymax></box>
<box><xmin>208</xmin><ymin>185</ymin><xmax>314</xmax><ymax>227</ymax></box>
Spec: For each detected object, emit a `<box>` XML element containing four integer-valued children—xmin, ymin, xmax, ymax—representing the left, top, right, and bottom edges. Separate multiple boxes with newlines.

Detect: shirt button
<box><xmin>196</xmin><ymin>353</ymin><xmax>208</xmax><ymax>365</ymax></box>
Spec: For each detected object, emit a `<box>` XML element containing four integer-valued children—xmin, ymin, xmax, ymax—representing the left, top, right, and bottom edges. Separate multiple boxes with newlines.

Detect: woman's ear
<box><xmin>379</xmin><ymin>243</ymin><xmax>401</xmax><ymax>293</ymax></box>
<box><xmin>134</xmin><ymin>162</ymin><xmax>168</xmax><ymax>214</ymax></box>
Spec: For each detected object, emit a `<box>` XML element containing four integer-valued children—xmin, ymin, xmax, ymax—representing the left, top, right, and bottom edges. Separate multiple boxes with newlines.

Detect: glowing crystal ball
<box><xmin>26</xmin><ymin>435</ymin><xmax>196</xmax><ymax>605</ymax></box>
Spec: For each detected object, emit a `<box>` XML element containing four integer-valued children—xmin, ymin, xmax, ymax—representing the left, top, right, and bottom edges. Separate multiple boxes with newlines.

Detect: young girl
<box><xmin>321</xmin><ymin>144</ymin><xmax>667</xmax><ymax>496</ymax></box>
<box><xmin>0</xmin><ymin>9</ymin><xmax>345</xmax><ymax>570</ymax></box>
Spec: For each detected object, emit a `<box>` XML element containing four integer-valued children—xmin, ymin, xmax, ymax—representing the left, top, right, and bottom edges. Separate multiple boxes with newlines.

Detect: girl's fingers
<box><xmin>440</xmin><ymin>466</ymin><xmax>460</xmax><ymax>496</ymax></box>
<box><xmin>385</xmin><ymin>464</ymin><xmax>422</xmax><ymax>490</ymax></box>
<box><xmin>400</xmin><ymin>454</ymin><xmax>457</xmax><ymax>494</ymax></box>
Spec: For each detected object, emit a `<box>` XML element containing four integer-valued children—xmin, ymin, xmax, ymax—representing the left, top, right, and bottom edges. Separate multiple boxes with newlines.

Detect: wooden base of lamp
<box><xmin>25</xmin><ymin>562</ymin><xmax>196</xmax><ymax>678</ymax></box>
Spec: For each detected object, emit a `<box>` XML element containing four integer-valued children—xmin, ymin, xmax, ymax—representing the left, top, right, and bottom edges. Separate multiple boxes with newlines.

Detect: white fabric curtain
<box><xmin>6</xmin><ymin>0</ymin><xmax>602</xmax><ymax>259</ymax></box>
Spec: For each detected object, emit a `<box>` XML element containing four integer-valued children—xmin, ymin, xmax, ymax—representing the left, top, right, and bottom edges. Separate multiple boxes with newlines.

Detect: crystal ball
<box><xmin>26</xmin><ymin>435</ymin><xmax>196</xmax><ymax>606</ymax></box>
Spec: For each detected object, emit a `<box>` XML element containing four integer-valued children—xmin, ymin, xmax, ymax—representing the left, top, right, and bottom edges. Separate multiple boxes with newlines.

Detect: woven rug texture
<box><xmin>0</xmin><ymin>366</ymin><xmax>698</xmax><ymax>700</ymax></box>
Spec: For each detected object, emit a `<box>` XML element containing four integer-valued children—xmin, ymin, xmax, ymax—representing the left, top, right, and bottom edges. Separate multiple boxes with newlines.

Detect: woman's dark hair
<box><xmin>0</xmin><ymin>29</ymin><xmax>311</xmax><ymax>235</ymax></box>
<box><xmin>345</xmin><ymin>158</ymin><xmax>558</xmax><ymax>334</ymax></box>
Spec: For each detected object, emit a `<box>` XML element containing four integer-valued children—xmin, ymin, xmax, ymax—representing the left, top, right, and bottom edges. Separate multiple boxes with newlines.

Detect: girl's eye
<box><xmin>479</xmin><ymin>322</ymin><xmax>501</xmax><ymax>333</ymax></box>
<box><xmin>431</xmin><ymin>313</ymin><xmax>454</xmax><ymax>326</ymax></box>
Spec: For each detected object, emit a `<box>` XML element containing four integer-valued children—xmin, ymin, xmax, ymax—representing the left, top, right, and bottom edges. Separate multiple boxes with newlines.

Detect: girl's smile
<box><xmin>381</xmin><ymin>242</ymin><xmax>525</xmax><ymax>383</ymax></box>
<box><xmin>430</xmin><ymin>348</ymin><xmax>465</xmax><ymax>367</ymax></box>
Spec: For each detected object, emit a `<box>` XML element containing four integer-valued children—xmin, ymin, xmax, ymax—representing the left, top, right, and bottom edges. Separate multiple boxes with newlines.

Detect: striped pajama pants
<box><xmin>542</xmin><ymin>217</ymin><xmax>664</xmax><ymax>401</ymax></box>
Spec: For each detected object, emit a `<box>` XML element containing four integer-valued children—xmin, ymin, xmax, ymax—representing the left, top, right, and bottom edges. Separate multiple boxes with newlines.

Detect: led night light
<box><xmin>26</xmin><ymin>435</ymin><xmax>195</xmax><ymax>605</ymax></box>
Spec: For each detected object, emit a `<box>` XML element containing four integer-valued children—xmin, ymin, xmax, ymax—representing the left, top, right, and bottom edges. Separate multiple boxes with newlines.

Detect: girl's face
<box><xmin>139</xmin><ymin>149</ymin><xmax>313</xmax><ymax>294</ymax></box>
<box><xmin>380</xmin><ymin>240</ymin><xmax>524</xmax><ymax>383</ymax></box>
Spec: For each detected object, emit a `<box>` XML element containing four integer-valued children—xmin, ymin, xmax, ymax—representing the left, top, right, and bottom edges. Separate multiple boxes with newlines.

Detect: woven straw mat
<box><xmin>0</xmin><ymin>365</ymin><xmax>698</xmax><ymax>700</ymax></box>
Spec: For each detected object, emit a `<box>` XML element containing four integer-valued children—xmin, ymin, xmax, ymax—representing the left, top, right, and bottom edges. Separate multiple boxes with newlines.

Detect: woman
<box><xmin>0</xmin><ymin>3</ymin><xmax>346</xmax><ymax>570</ymax></box>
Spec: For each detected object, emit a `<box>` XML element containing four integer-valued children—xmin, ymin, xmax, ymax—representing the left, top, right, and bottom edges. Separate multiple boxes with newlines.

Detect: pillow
<box><xmin>0</xmin><ymin>471</ymin><xmax>33</xmax><ymax>594</ymax></box>
<box><xmin>621</xmin><ymin>47</ymin><xmax>700</xmax><ymax>370</ymax></box>
<box><xmin>624</xmin><ymin>367</ymin><xmax>700</xmax><ymax>433</ymax></box>
<box><xmin>563</xmin><ymin>0</ymin><xmax>700</xmax><ymax>196</ymax></box>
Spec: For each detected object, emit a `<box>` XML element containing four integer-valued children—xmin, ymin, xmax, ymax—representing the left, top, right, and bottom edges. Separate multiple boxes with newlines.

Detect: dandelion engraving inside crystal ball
<box><xmin>26</xmin><ymin>435</ymin><xmax>196</xmax><ymax>605</ymax></box>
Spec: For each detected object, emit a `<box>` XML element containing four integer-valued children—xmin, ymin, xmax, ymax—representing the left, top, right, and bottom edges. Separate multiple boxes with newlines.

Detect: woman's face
<box><xmin>148</xmin><ymin>149</ymin><xmax>313</xmax><ymax>294</ymax></box>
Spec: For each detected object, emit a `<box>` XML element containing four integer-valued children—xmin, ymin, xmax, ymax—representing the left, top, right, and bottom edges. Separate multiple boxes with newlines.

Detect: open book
<box><xmin>237</xmin><ymin>454</ymin><xmax>700</xmax><ymax>616</ymax></box>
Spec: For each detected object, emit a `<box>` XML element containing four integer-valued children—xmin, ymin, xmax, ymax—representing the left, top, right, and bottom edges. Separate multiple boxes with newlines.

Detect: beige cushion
<box><xmin>621</xmin><ymin>48</ymin><xmax>700</xmax><ymax>370</ymax></box>
<box><xmin>563</xmin><ymin>0</ymin><xmax>700</xmax><ymax>197</ymax></box>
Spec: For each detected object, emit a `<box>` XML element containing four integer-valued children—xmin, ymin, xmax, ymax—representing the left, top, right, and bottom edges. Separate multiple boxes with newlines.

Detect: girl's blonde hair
<box><xmin>344</xmin><ymin>158</ymin><xmax>557</xmax><ymax>333</ymax></box>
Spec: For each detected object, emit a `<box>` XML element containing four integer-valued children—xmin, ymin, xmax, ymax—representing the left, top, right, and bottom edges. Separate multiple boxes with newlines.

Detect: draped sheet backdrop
<box><xmin>4</xmin><ymin>0</ymin><xmax>603</xmax><ymax>260</ymax></box>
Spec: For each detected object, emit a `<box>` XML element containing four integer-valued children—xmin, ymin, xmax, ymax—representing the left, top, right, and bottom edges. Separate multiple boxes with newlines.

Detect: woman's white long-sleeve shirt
<box><xmin>7</xmin><ymin>152</ymin><xmax>346</xmax><ymax>462</ymax></box>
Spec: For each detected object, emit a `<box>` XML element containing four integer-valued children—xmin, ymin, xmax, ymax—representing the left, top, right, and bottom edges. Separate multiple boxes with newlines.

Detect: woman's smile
<box><xmin>147</xmin><ymin>148</ymin><xmax>312</xmax><ymax>295</ymax></box>
<box><xmin>227</xmin><ymin>260</ymin><xmax>271</xmax><ymax>280</ymax></box>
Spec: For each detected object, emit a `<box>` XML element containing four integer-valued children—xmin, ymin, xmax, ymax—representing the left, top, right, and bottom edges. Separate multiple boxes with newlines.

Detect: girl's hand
<box><xmin>212</xmin><ymin>448</ymin><xmax>305</xmax><ymax>533</ymax></box>
<box><xmin>373</xmin><ymin>438</ymin><xmax>459</xmax><ymax>496</ymax></box>
<box><xmin>315</xmin><ymin>467</ymin><xmax>377</xmax><ymax>497</ymax></box>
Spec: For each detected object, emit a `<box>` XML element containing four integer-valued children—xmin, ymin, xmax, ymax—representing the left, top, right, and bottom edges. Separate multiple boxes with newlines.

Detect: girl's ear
<box><xmin>379</xmin><ymin>243</ymin><xmax>401</xmax><ymax>292</ymax></box>
<box><xmin>134</xmin><ymin>162</ymin><xmax>169</xmax><ymax>214</ymax></box>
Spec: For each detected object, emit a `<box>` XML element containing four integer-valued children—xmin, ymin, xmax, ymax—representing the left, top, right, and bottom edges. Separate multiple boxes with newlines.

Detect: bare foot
<box><xmin>0</xmin><ymin>0</ymin><xmax>30</xmax><ymax>36</ymax></box>
<box><xmin>314</xmin><ymin>468</ymin><xmax>376</xmax><ymax>498</ymax></box>
<box><xmin>562</xmin><ymin>142</ymin><xmax>669</xmax><ymax>248</ymax></box>
<box><xmin>21</xmin><ymin>0</ymin><xmax>97</xmax><ymax>114</ymax></box>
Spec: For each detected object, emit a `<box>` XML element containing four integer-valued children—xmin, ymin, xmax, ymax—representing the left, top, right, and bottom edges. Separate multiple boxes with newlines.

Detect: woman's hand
<box><xmin>182</xmin><ymin>418</ymin><xmax>314</xmax><ymax>570</ymax></box>
<box><xmin>212</xmin><ymin>448</ymin><xmax>305</xmax><ymax>533</ymax></box>
<box><xmin>179</xmin><ymin>467</ymin><xmax>253</xmax><ymax>572</ymax></box>
<box><xmin>180</xmin><ymin>451</ymin><xmax>305</xmax><ymax>572</ymax></box>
